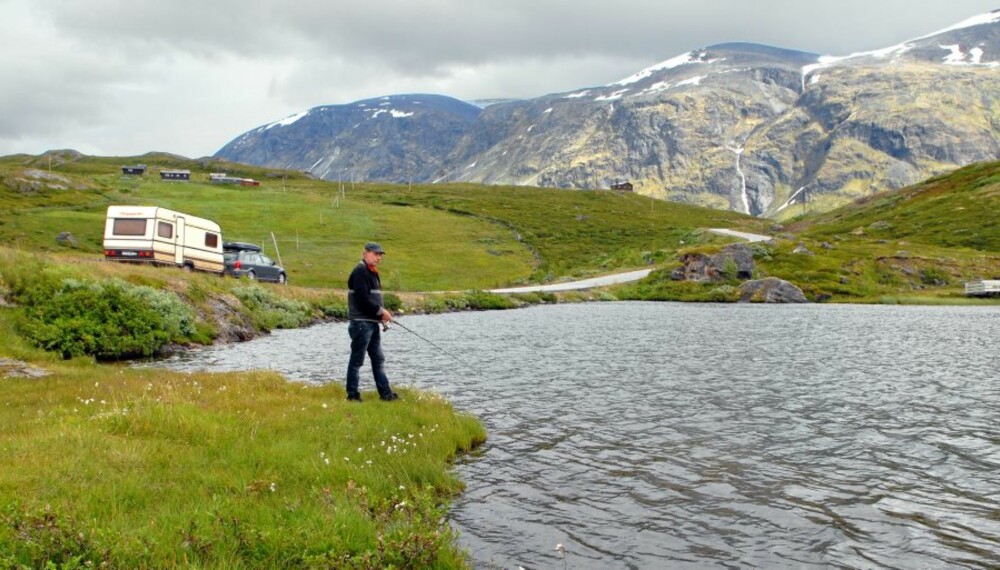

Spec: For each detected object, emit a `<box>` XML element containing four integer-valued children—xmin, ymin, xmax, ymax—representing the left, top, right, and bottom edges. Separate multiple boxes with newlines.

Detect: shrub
<box><xmin>749</xmin><ymin>241</ymin><xmax>774</xmax><ymax>261</ymax></box>
<box><xmin>444</xmin><ymin>296</ymin><xmax>469</xmax><ymax>311</ymax></box>
<box><xmin>920</xmin><ymin>266</ymin><xmax>950</xmax><ymax>285</ymax></box>
<box><xmin>418</xmin><ymin>297</ymin><xmax>451</xmax><ymax>314</ymax></box>
<box><xmin>708</xmin><ymin>285</ymin><xmax>740</xmax><ymax>302</ymax></box>
<box><xmin>461</xmin><ymin>290</ymin><xmax>518</xmax><ymax>310</ymax></box>
<box><xmin>383</xmin><ymin>292</ymin><xmax>403</xmax><ymax>312</ymax></box>
<box><xmin>721</xmin><ymin>257</ymin><xmax>739</xmax><ymax>281</ymax></box>
<box><xmin>317</xmin><ymin>300</ymin><xmax>349</xmax><ymax>319</ymax></box>
<box><xmin>19</xmin><ymin>279</ymin><xmax>172</xmax><ymax>360</ymax></box>
<box><xmin>232</xmin><ymin>285</ymin><xmax>313</xmax><ymax>330</ymax></box>
<box><xmin>512</xmin><ymin>291</ymin><xmax>557</xmax><ymax>305</ymax></box>
<box><xmin>130</xmin><ymin>284</ymin><xmax>198</xmax><ymax>339</ymax></box>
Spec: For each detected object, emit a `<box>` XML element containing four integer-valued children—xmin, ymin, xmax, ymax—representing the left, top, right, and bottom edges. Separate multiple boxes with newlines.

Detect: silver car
<box><xmin>223</xmin><ymin>242</ymin><xmax>287</xmax><ymax>284</ymax></box>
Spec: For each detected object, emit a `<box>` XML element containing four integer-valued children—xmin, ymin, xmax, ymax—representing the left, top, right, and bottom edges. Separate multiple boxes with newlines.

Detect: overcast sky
<box><xmin>1</xmin><ymin>0</ymin><xmax>996</xmax><ymax>158</ymax></box>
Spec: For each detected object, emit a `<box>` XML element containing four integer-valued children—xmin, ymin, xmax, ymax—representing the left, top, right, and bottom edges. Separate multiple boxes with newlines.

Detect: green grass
<box><xmin>3</xmin><ymin>151</ymin><xmax>1000</xmax><ymax>306</ymax></box>
<box><xmin>0</xmin><ymin>363</ymin><xmax>485</xmax><ymax>567</ymax></box>
<box><xmin>757</xmin><ymin>161</ymin><xmax>1000</xmax><ymax>301</ymax></box>
<box><xmin>357</xmin><ymin>182</ymin><xmax>765</xmax><ymax>281</ymax></box>
<box><xmin>0</xmin><ymin>153</ymin><xmax>769</xmax><ymax>292</ymax></box>
<box><xmin>787</xmin><ymin>161</ymin><xmax>1000</xmax><ymax>250</ymax></box>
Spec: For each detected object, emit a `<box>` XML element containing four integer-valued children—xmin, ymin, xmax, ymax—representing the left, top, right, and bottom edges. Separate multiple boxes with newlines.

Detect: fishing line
<box><xmin>353</xmin><ymin>318</ymin><xmax>476</xmax><ymax>370</ymax></box>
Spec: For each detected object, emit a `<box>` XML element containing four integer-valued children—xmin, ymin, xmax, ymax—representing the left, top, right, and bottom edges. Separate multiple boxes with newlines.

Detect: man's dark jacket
<box><xmin>347</xmin><ymin>261</ymin><xmax>384</xmax><ymax>320</ymax></box>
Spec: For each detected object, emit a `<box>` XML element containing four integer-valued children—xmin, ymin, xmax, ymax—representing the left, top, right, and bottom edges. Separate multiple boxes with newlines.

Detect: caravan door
<box><xmin>175</xmin><ymin>216</ymin><xmax>186</xmax><ymax>266</ymax></box>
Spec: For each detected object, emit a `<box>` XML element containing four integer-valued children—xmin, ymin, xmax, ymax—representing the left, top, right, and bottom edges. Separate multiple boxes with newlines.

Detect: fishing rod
<box><xmin>354</xmin><ymin>318</ymin><xmax>475</xmax><ymax>370</ymax></box>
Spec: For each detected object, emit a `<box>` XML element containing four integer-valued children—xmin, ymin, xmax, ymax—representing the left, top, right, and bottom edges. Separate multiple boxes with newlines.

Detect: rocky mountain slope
<box><xmin>217</xmin><ymin>94</ymin><xmax>481</xmax><ymax>183</ymax></box>
<box><xmin>215</xmin><ymin>10</ymin><xmax>1000</xmax><ymax>218</ymax></box>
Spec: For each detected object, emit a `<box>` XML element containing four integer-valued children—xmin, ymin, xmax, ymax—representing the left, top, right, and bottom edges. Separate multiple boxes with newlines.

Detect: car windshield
<box><xmin>223</xmin><ymin>252</ymin><xmax>238</xmax><ymax>261</ymax></box>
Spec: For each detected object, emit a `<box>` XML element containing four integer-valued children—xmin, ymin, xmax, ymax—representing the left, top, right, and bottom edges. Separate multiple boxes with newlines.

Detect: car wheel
<box><xmin>278</xmin><ymin>273</ymin><xmax>287</xmax><ymax>285</ymax></box>
<box><xmin>246</xmin><ymin>270</ymin><xmax>256</xmax><ymax>280</ymax></box>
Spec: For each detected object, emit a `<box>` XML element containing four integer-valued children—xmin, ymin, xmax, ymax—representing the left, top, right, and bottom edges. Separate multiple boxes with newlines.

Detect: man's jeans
<box><xmin>346</xmin><ymin>320</ymin><xmax>392</xmax><ymax>399</ymax></box>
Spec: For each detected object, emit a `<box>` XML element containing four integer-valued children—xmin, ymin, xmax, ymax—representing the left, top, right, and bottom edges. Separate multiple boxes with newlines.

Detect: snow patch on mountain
<box><xmin>595</xmin><ymin>88</ymin><xmax>630</xmax><ymax>102</ymax></box>
<box><xmin>922</xmin><ymin>10</ymin><xmax>1000</xmax><ymax>38</ymax></box>
<box><xmin>611</xmin><ymin>51</ymin><xmax>723</xmax><ymax>86</ymax></box>
<box><xmin>801</xmin><ymin>9</ymin><xmax>1000</xmax><ymax>83</ymax></box>
<box><xmin>940</xmin><ymin>44</ymin><xmax>998</xmax><ymax>66</ymax></box>
<box><xmin>368</xmin><ymin>108</ymin><xmax>416</xmax><ymax>119</ymax></box>
<box><xmin>262</xmin><ymin>110</ymin><xmax>310</xmax><ymax>131</ymax></box>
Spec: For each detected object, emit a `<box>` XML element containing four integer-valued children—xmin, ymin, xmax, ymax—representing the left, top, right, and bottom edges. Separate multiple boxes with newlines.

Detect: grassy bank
<box><xmin>0</xmin><ymin>360</ymin><xmax>485</xmax><ymax>567</ymax></box>
<box><xmin>0</xmin><ymin>244</ymin><xmax>491</xmax><ymax>567</ymax></box>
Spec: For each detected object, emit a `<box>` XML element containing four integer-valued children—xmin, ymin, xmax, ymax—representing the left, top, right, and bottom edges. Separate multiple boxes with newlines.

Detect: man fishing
<box><xmin>345</xmin><ymin>242</ymin><xmax>399</xmax><ymax>402</ymax></box>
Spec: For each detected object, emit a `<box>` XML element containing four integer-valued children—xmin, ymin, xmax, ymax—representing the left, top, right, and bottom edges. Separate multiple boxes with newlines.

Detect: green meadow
<box><xmin>0</xmin><ymin>358</ymin><xmax>485</xmax><ymax>567</ymax></box>
<box><xmin>0</xmin><ymin>152</ymin><xmax>769</xmax><ymax>291</ymax></box>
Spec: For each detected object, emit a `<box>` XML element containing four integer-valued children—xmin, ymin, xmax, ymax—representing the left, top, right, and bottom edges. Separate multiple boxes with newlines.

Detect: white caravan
<box><xmin>102</xmin><ymin>206</ymin><xmax>224</xmax><ymax>273</ymax></box>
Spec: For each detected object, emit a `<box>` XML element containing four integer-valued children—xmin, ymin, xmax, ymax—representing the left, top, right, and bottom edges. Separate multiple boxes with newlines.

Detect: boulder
<box><xmin>671</xmin><ymin>243</ymin><xmax>755</xmax><ymax>282</ymax></box>
<box><xmin>0</xmin><ymin>358</ymin><xmax>51</xmax><ymax>379</ymax></box>
<box><xmin>739</xmin><ymin>277</ymin><xmax>808</xmax><ymax>303</ymax></box>
<box><xmin>205</xmin><ymin>295</ymin><xmax>259</xmax><ymax>343</ymax></box>
<box><xmin>56</xmin><ymin>231</ymin><xmax>78</xmax><ymax>247</ymax></box>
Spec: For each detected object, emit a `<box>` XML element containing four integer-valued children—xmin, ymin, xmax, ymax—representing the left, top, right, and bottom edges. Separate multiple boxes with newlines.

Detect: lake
<box><xmin>153</xmin><ymin>302</ymin><xmax>1000</xmax><ymax>569</ymax></box>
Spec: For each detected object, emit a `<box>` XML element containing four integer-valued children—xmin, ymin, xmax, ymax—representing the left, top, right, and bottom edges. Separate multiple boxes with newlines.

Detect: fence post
<box><xmin>271</xmin><ymin>232</ymin><xmax>283</xmax><ymax>268</ymax></box>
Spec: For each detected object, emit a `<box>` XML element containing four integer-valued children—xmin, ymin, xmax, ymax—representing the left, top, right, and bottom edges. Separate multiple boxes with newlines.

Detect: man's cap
<box><xmin>364</xmin><ymin>242</ymin><xmax>386</xmax><ymax>254</ymax></box>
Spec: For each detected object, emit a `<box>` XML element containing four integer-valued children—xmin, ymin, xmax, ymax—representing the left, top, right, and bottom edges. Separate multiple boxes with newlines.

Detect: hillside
<box><xmin>743</xmin><ymin>160</ymin><xmax>1000</xmax><ymax>301</ymax></box>
<box><xmin>2</xmin><ymin>151</ymin><xmax>1000</xmax><ymax>305</ymax></box>
<box><xmin>0</xmin><ymin>151</ymin><xmax>760</xmax><ymax>291</ymax></box>
<box><xmin>215</xmin><ymin>11</ymin><xmax>1000</xmax><ymax>218</ymax></box>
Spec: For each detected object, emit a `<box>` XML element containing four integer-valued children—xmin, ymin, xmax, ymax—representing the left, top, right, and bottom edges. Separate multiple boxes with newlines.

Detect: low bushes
<box><xmin>18</xmin><ymin>278</ymin><xmax>197</xmax><ymax>360</ymax></box>
<box><xmin>418</xmin><ymin>290</ymin><xmax>521</xmax><ymax>314</ymax></box>
<box><xmin>232</xmin><ymin>285</ymin><xmax>313</xmax><ymax>330</ymax></box>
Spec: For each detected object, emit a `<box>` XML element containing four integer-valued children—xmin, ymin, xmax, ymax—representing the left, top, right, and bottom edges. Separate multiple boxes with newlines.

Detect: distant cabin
<box><xmin>160</xmin><ymin>169</ymin><xmax>191</xmax><ymax>181</ymax></box>
<box><xmin>209</xmin><ymin>173</ymin><xmax>260</xmax><ymax>186</ymax></box>
<box><xmin>209</xmin><ymin>173</ymin><xmax>244</xmax><ymax>185</ymax></box>
<box><xmin>121</xmin><ymin>164</ymin><xmax>146</xmax><ymax>176</ymax></box>
<box><xmin>611</xmin><ymin>182</ymin><xmax>634</xmax><ymax>191</ymax></box>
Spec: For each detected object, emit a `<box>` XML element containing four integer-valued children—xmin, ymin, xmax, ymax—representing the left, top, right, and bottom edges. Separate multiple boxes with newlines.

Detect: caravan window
<box><xmin>157</xmin><ymin>221</ymin><xmax>173</xmax><ymax>239</ymax></box>
<box><xmin>205</xmin><ymin>233</ymin><xmax>219</xmax><ymax>248</ymax></box>
<box><xmin>113</xmin><ymin>218</ymin><xmax>147</xmax><ymax>236</ymax></box>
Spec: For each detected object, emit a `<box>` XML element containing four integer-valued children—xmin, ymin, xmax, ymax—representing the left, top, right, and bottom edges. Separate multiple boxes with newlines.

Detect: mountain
<box><xmin>215</xmin><ymin>10</ymin><xmax>1000</xmax><ymax>218</ymax></box>
<box><xmin>215</xmin><ymin>94</ymin><xmax>481</xmax><ymax>183</ymax></box>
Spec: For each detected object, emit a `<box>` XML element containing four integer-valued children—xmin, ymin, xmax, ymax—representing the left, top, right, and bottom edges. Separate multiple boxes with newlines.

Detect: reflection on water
<box><xmin>154</xmin><ymin>302</ymin><xmax>1000</xmax><ymax>569</ymax></box>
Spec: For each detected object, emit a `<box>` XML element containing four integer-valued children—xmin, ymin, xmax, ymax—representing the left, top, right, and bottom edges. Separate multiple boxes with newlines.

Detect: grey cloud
<box><xmin>34</xmin><ymin>1</ymin><xmax>1000</xmax><ymax>70</ymax></box>
<box><xmin>3</xmin><ymin>0</ymin><xmax>997</xmax><ymax>157</ymax></box>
